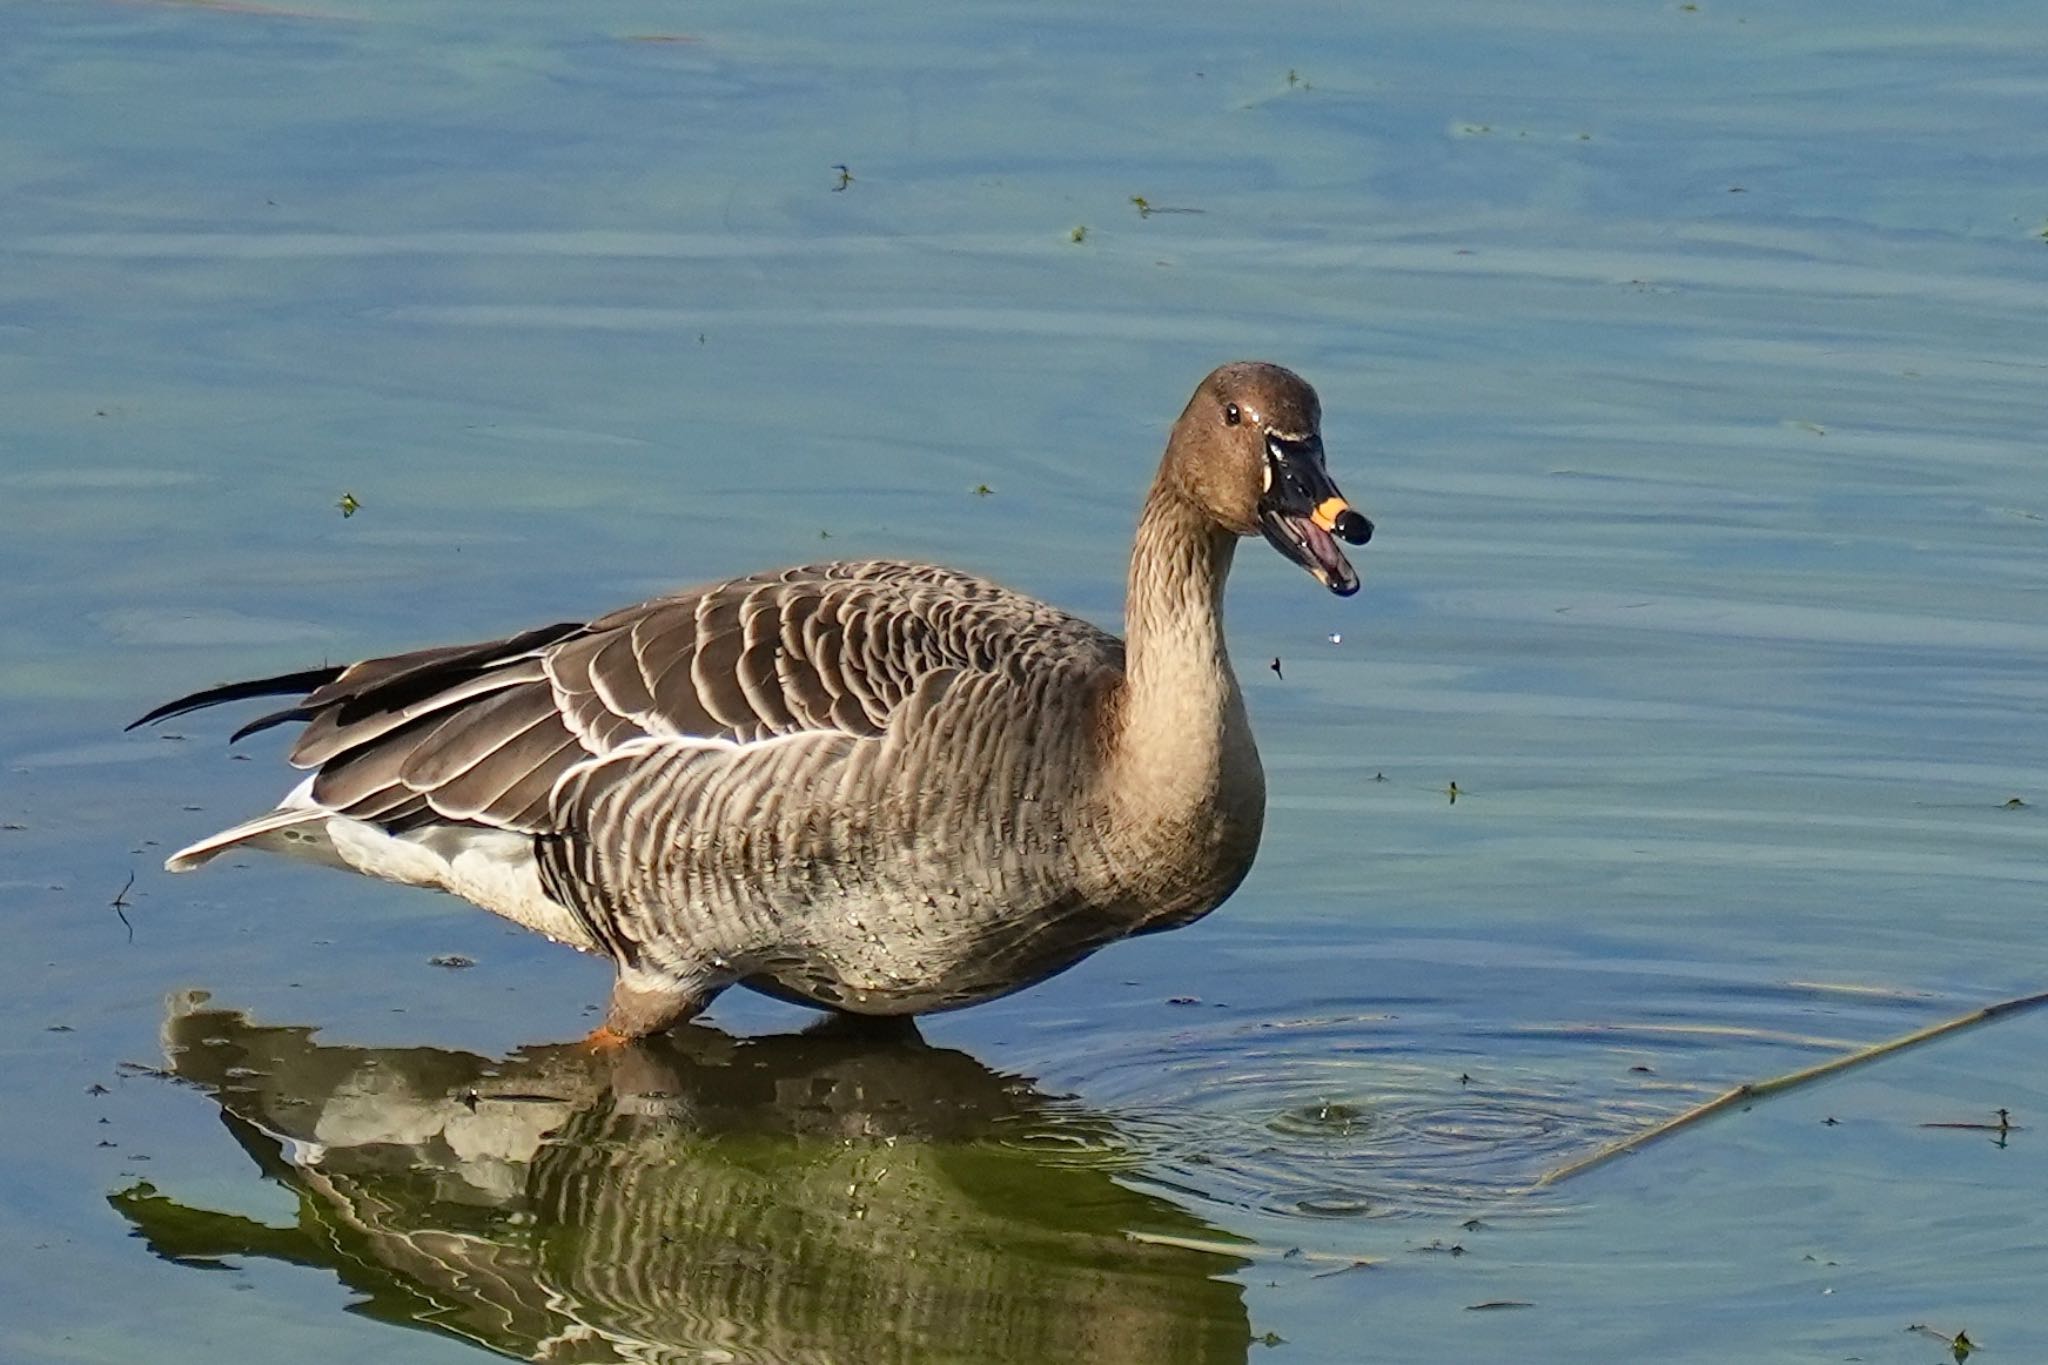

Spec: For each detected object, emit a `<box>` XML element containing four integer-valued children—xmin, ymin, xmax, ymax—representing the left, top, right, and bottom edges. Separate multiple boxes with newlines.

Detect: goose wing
<box><xmin>141</xmin><ymin>560</ymin><xmax>1123</xmax><ymax>844</ymax></box>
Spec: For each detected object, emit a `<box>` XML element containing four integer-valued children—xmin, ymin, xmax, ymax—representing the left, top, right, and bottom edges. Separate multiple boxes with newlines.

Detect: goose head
<box><xmin>1167</xmin><ymin>361</ymin><xmax>1374</xmax><ymax>596</ymax></box>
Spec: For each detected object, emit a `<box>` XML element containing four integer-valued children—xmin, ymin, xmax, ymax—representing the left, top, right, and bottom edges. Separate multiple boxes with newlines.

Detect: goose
<box><xmin>132</xmin><ymin>362</ymin><xmax>1373</xmax><ymax>1043</ymax></box>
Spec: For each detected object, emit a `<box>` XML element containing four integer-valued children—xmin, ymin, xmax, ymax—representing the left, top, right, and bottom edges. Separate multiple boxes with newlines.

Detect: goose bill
<box><xmin>1260</xmin><ymin>510</ymin><xmax>1360</xmax><ymax>596</ymax></box>
<box><xmin>1258</xmin><ymin>433</ymin><xmax>1368</xmax><ymax>597</ymax></box>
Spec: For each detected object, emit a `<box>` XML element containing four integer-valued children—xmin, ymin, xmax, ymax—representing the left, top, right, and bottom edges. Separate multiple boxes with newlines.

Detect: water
<box><xmin>3</xmin><ymin>1</ymin><xmax>2044</xmax><ymax>1361</ymax></box>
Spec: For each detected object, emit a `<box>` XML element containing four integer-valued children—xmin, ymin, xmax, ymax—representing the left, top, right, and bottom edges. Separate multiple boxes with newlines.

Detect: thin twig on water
<box><xmin>1539</xmin><ymin>988</ymin><xmax>2048</xmax><ymax>1186</ymax></box>
<box><xmin>111</xmin><ymin>871</ymin><xmax>136</xmax><ymax>944</ymax></box>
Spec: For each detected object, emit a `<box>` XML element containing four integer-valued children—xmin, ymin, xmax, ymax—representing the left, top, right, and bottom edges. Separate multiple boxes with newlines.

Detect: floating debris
<box><xmin>111</xmin><ymin>872</ymin><xmax>136</xmax><ymax>943</ymax></box>
<box><xmin>1130</xmin><ymin>195</ymin><xmax>1205</xmax><ymax>219</ymax></box>
<box><xmin>1309</xmin><ymin>1260</ymin><xmax>1376</xmax><ymax>1280</ymax></box>
<box><xmin>831</xmin><ymin>164</ymin><xmax>853</xmax><ymax>192</ymax></box>
<box><xmin>1069</xmin><ymin>225</ymin><xmax>1087</xmax><ymax>244</ymax></box>
<box><xmin>1921</xmin><ymin>1108</ymin><xmax>2016</xmax><ymax>1133</ymax></box>
<box><xmin>1911</xmin><ymin>1325</ymin><xmax>1976</xmax><ymax>1363</ymax></box>
<box><xmin>428</xmin><ymin>954</ymin><xmax>476</xmax><ymax>970</ymax></box>
<box><xmin>336</xmin><ymin>492</ymin><xmax>361</xmax><ymax>518</ymax></box>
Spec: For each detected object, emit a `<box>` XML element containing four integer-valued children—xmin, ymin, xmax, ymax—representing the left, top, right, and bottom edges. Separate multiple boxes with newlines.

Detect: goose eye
<box><xmin>1223</xmin><ymin>402</ymin><xmax>1242</xmax><ymax>427</ymax></box>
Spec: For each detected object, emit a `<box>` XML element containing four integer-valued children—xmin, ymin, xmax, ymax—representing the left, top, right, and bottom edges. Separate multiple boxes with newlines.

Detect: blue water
<box><xmin>3</xmin><ymin>2</ymin><xmax>2044</xmax><ymax>1361</ymax></box>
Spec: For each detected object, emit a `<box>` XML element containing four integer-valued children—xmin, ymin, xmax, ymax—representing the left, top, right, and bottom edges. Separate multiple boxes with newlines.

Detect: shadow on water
<box><xmin>112</xmin><ymin>994</ymin><xmax>1253</xmax><ymax>1365</ymax></box>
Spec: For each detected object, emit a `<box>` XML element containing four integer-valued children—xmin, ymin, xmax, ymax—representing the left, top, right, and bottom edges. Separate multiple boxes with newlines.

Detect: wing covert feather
<box><xmin>185</xmin><ymin>560</ymin><xmax>1122</xmax><ymax>845</ymax></box>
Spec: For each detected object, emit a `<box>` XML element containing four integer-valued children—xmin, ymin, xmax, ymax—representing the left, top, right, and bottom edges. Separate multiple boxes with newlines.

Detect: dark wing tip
<box><xmin>126</xmin><ymin>665</ymin><xmax>347</xmax><ymax>733</ymax></box>
<box><xmin>228</xmin><ymin>706</ymin><xmax>319</xmax><ymax>745</ymax></box>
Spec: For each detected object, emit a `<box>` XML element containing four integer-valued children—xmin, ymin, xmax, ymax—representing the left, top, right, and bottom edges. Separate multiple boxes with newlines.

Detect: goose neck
<box><xmin>1114</xmin><ymin>477</ymin><xmax>1248</xmax><ymax>767</ymax></box>
<box><xmin>1125</xmin><ymin>480</ymin><xmax>1235</xmax><ymax>684</ymax></box>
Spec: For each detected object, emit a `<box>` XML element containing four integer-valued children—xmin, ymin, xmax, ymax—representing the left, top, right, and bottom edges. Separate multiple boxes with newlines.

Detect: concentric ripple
<box><xmin>990</xmin><ymin>976</ymin><xmax>1959</xmax><ymax>1224</ymax></box>
<box><xmin>996</xmin><ymin>1010</ymin><xmax>1690</xmax><ymax>1222</ymax></box>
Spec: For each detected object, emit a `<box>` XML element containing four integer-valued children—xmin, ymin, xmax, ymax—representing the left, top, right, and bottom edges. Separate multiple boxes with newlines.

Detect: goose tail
<box><xmin>165</xmin><ymin>785</ymin><xmax>342</xmax><ymax>872</ymax></box>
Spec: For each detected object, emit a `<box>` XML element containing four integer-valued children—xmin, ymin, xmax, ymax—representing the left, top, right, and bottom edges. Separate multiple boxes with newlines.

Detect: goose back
<box><xmin>275</xmin><ymin>560</ymin><xmax>1121</xmax><ymax>841</ymax></box>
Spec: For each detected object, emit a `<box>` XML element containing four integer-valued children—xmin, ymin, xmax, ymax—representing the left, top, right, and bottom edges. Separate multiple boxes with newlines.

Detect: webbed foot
<box><xmin>590</xmin><ymin>965</ymin><xmax>724</xmax><ymax>1045</ymax></box>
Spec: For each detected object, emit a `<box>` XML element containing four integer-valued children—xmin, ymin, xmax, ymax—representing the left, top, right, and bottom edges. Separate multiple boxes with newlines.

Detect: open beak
<box><xmin>1257</xmin><ymin>433</ymin><xmax>1373</xmax><ymax>596</ymax></box>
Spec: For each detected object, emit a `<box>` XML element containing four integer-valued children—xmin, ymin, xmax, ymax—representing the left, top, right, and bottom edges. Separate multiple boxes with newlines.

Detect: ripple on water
<box><xmin>1001</xmin><ymin>1010</ymin><xmax>1694</xmax><ymax>1223</ymax></box>
<box><xmin>1000</xmin><ymin>978</ymin><xmax>1960</xmax><ymax>1225</ymax></box>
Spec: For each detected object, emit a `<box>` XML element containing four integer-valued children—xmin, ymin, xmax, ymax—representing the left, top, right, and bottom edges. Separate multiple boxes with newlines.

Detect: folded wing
<box><xmin>144</xmin><ymin>561</ymin><xmax>1121</xmax><ymax>872</ymax></box>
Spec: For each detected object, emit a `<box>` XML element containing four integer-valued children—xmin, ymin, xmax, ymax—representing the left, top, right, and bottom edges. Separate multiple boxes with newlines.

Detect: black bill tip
<box><xmin>1333</xmin><ymin>508</ymin><xmax>1373</xmax><ymax>545</ymax></box>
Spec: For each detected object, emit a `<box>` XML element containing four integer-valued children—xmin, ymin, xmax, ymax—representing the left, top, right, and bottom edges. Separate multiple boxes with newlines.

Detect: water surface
<box><xmin>3</xmin><ymin>2</ymin><xmax>2044</xmax><ymax>1361</ymax></box>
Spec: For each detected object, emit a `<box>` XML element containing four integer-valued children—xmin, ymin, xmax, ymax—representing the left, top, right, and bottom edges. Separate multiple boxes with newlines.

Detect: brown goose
<box><xmin>133</xmin><ymin>362</ymin><xmax>1372</xmax><ymax>1042</ymax></box>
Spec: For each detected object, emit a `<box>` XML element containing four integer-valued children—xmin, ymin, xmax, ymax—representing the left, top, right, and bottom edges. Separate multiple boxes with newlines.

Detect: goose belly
<box><xmin>733</xmin><ymin>875</ymin><xmax>1133</xmax><ymax>1015</ymax></box>
<box><xmin>713</xmin><ymin>799</ymin><xmax>1262</xmax><ymax>1015</ymax></box>
<box><xmin>555</xmin><ymin>765</ymin><xmax>1259</xmax><ymax>1015</ymax></box>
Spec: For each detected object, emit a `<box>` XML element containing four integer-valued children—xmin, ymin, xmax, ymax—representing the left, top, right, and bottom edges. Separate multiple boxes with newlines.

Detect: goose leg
<box><xmin>585</xmin><ymin>966</ymin><xmax>724</xmax><ymax>1049</ymax></box>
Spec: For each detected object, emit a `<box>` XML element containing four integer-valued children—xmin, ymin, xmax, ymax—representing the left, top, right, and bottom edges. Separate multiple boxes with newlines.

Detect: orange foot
<box><xmin>583</xmin><ymin>1024</ymin><xmax>634</xmax><ymax>1052</ymax></box>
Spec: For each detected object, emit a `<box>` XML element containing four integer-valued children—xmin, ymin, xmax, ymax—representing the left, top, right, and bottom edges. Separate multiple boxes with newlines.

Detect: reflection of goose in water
<box><xmin>114</xmin><ymin>994</ymin><xmax>1253</xmax><ymax>1364</ymax></box>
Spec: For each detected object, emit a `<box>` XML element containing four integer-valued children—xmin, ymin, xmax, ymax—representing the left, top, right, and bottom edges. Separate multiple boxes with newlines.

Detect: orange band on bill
<box><xmin>1310</xmin><ymin>497</ymin><xmax>1350</xmax><ymax>532</ymax></box>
